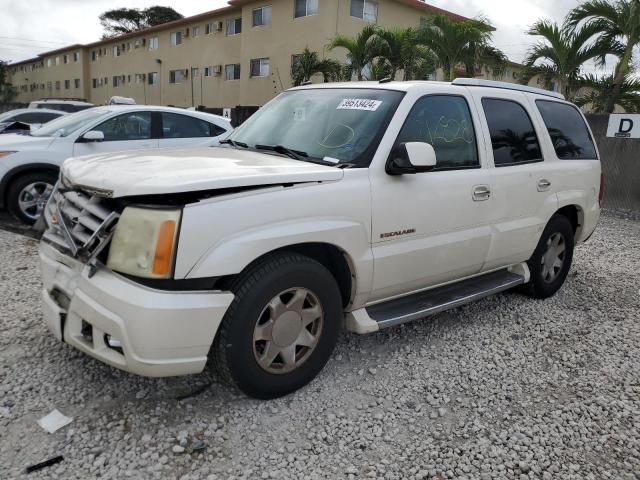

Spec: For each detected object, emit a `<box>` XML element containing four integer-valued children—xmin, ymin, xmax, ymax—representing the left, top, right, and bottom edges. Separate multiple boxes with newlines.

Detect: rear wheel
<box><xmin>213</xmin><ymin>252</ymin><xmax>342</xmax><ymax>399</ymax></box>
<box><xmin>6</xmin><ymin>171</ymin><xmax>57</xmax><ymax>224</ymax></box>
<box><xmin>524</xmin><ymin>214</ymin><xmax>575</xmax><ymax>299</ymax></box>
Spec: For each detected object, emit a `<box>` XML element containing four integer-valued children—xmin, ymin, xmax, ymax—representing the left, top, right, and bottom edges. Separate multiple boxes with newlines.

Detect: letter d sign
<box><xmin>607</xmin><ymin>114</ymin><xmax>640</xmax><ymax>138</ymax></box>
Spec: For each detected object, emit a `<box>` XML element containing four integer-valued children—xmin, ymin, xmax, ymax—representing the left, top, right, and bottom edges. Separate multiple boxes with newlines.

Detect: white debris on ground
<box><xmin>0</xmin><ymin>214</ymin><xmax>639</xmax><ymax>480</ymax></box>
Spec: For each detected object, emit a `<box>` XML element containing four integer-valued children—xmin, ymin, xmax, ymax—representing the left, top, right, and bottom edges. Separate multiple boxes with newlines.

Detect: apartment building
<box><xmin>7</xmin><ymin>0</ymin><xmax>522</xmax><ymax>109</ymax></box>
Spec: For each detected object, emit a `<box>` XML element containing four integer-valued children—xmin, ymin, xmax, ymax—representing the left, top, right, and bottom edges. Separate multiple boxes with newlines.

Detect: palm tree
<box><xmin>328</xmin><ymin>24</ymin><xmax>386</xmax><ymax>80</ymax></box>
<box><xmin>418</xmin><ymin>14</ymin><xmax>506</xmax><ymax>81</ymax></box>
<box><xmin>520</xmin><ymin>20</ymin><xmax>617</xmax><ymax>101</ymax></box>
<box><xmin>575</xmin><ymin>73</ymin><xmax>640</xmax><ymax>112</ymax></box>
<box><xmin>566</xmin><ymin>0</ymin><xmax>640</xmax><ymax>113</ymax></box>
<box><xmin>291</xmin><ymin>48</ymin><xmax>343</xmax><ymax>86</ymax></box>
<box><xmin>375</xmin><ymin>27</ymin><xmax>436</xmax><ymax>80</ymax></box>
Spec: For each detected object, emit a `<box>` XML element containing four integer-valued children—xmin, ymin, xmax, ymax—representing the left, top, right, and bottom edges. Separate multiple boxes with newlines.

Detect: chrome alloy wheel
<box><xmin>541</xmin><ymin>232</ymin><xmax>566</xmax><ymax>283</ymax></box>
<box><xmin>253</xmin><ymin>288</ymin><xmax>324</xmax><ymax>374</ymax></box>
<box><xmin>18</xmin><ymin>181</ymin><xmax>54</xmax><ymax>221</ymax></box>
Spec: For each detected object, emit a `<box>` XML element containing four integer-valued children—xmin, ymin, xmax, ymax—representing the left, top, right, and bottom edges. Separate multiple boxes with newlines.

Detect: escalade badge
<box><xmin>380</xmin><ymin>228</ymin><xmax>416</xmax><ymax>239</ymax></box>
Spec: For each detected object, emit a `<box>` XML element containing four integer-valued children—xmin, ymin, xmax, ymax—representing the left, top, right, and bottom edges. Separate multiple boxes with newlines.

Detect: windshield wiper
<box><xmin>220</xmin><ymin>139</ymin><xmax>248</xmax><ymax>148</ymax></box>
<box><xmin>254</xmin><ymin>144</ymin><xmax>310</xmax><ymax>161</ymax></box>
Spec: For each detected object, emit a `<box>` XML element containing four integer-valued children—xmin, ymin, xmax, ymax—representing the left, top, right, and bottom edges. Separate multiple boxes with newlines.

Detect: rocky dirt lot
<box><xmin>1</xmin><ymin>214</ymin><xmax>639</xmax><ymax>480</ymax></box>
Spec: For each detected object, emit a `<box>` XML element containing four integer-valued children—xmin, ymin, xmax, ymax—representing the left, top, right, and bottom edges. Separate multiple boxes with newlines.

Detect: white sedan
<box><xmin>0</xmin><ymin>105</ymin><xmax>233</xmax><ymax>223</ymax></box>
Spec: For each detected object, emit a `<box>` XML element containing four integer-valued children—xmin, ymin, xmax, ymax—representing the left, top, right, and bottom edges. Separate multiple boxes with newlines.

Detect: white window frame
<box><xmin>113</xmin><ymin>45</ymin><xmax>121</xmax><ymax>57</ymax></box>
<box><xmin>250</xmin><ymin>58</ymin><xmax>269</xmax><ymax>78</ymax></box>
<box><xmin>294</xmin><ymin>0</ymin><xmax>318</xmax><ymax>18</ymax></box>
<box><xmin>204</xmin><ymin>66</ymin><xmax>213</xmax><ymax>77</ymax></box>
<box><xmin>169</xmin><ymin>69</ymin><xmax>184</xmax><ymax>84</ymax></box>
<box><xmin>148</xmin><ymin>72</ymin><xmax>159</xmax><ymax>85</ymax></box>
<box><xmin>148</xmin><ymin>37</ymin><xmax>159</xmax><ymax>50</ymax></box>
<box><xmin>350</xmin><ymin>0</ymin><xmax>378</xmax><ymax>22</ymax></box>
<box><xmin>192</xmin><ymin>26</ymin><xmax>200</xmax><ymax>37</ymax></box>
<box><xmin>226</xmin><ymin>17</ymin><xmax>242</xmax><ymax>35</ymax></box>
<box><xmin>252</xmin><ymin>6</ymin><xmax>272</xmax><ymax>27</ymax></box>
<box><xmin>170</xmin><ymin>31</ymin><xmax>183</xmax><ymax>46</ymax></box>
<box><xmin>225</xmin><ymin>64</ymin><xmax>241</xmax><ymax>80</ymax></box>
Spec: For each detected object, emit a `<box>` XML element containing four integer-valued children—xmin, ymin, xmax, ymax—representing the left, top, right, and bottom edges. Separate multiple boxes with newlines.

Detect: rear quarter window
<box><xmin>535</xmin><ymin>100</ymin><xmax>598</xmax><ymax>159</ymax></box>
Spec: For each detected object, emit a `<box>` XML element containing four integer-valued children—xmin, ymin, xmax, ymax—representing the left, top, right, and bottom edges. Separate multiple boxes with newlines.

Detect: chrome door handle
<box><xmin>472</xmin><ymin>185</ymin><xmax>491</xmax><ymax>201</ymax></box>
<box><xmin>537</xmin><ymin>179</ymin><xmax>551</xmax><ymax>192</ymax></box>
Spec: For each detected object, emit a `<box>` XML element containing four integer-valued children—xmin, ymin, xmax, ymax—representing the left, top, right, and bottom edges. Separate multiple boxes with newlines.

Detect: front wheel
<box><xmin>524</xmin><ymin>214</ymin><xmax>575</xmax><ymax>299</ymax></box>
<box><xmin>213</xmin><ymin>252</ymin><xmax>343</xmax><ymax>399</ymax></box>
<box><xmin>6</xmin><ymin>171</ymin><xmax>57</xmax><ymax>224</ymax></box>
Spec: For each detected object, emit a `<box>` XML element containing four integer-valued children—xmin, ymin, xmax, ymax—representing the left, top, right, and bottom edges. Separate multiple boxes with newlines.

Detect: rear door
<box><xmin>471</xmin><ymin>91</ymin><xmax>558</xmax><ymax>269</ymax></box>
<box><xmin>73</xmin><ymin>111</ymin><xmax>158</xmax><ymax>156</ymax></box>
<box><xmin>157</xmin><ymin>112</ymin><xmax>229</xmax><ymax>149</ymax></box>
<box><xmin>369</xmin><ymin>91</ymin><xmax>494</xmax><ymax>301</ymax></box>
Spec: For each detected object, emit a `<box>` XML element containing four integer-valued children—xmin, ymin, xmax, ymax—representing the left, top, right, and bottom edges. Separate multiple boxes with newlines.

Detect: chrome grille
<box><xmin>43</xmin><ymin>183</ymin><xmax>120</xmax><ymax>261</ymax></box>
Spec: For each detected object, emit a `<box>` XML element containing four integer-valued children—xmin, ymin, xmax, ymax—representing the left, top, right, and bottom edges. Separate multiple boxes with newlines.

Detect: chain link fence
<box><xmin>585</xmin><ymin>114</ymin><xmax>640</xmax><ymax>214</ymax></box>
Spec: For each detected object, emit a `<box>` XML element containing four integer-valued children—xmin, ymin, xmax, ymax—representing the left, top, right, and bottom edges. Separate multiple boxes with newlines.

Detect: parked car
<box><xmin>28</xmin><ymin>99</ymin><xmax>94</xmax><ymax>113</ymax></box>
<box><xmin>0</xmin><ymin>105</ymin><xmax>233</xmax><ymax>223</ymax></box>
<box><xmin>0</xmin><ymin>108</ymin><xmax>67</xmax><ymax>133</ymax></box>
<box><xmin>39</xmin><ymin>80</ymin><xmax>601</xmax><ymax>399</ymax></box>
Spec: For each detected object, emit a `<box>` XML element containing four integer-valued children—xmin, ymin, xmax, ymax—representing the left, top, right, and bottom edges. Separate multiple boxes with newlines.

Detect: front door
<box><xmin>74</xmin><ymin>111</ymin><xmax>157</xmax><ymax>156</ymax></box>
<box><xmin>369</xmin><ymin>93</ymin><xmax>493</xmax><ymax>302</ymax></box>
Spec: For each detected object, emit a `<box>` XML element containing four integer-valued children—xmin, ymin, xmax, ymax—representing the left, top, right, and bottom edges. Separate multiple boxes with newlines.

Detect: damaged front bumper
<box><xmin>39</xmin><ymin>241</ymin><xmax>234</xmax><ymax>377</ymax></box>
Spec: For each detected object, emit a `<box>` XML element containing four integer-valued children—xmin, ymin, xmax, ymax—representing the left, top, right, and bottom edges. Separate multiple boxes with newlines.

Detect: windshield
<box><xmin>31</xmin><ymin>108</ymin><xmax>110</xmax><ymax>138</ymax></box>
<box><xmin>0</xmin><ymin>111</ymin><xmax>19</xmax><ymax>122</ymax></box>
<box><xmin>228</xmin><ymin>88</ymin><xmax>404</xmax><ymax>167</ymax></box>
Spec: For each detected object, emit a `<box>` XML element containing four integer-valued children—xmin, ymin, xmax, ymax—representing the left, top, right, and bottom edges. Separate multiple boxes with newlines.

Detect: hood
<box><xmin>61</xmin><ymin>146</ymin><xmax>344</xmax><ymax>197</ymax></box>
<box><xmin>0</xmin><ymin>132</ymin><xmax>55</xmax><ymax>149</ymax></box>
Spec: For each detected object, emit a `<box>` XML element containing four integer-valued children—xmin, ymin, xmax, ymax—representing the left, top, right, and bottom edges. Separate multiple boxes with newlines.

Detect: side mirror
<box><xmin>386</xmin><ymin>142</ymin><xmax>437</xmax><ymax>175</ymax></box>
<box><xmin>79</xmin><ymin>130</ymin><xmax>105</xmax><ymax>143</ymax></box>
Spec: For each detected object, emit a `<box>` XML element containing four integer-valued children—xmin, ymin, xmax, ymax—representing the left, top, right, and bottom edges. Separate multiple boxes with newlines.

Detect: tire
<box><xmin>523</xmin><ymin>214</ymin><xmax>575</xmax><ymax>299</ymax></box>
<box><xmin>213</xmin><ymin>252</ymin><xmax>343</xmax><ymax>399</ymax></box>
<box><xmin>6</xmin><ymin>171</ymin><xmax>58</xmax><ymax>225</ymax></box>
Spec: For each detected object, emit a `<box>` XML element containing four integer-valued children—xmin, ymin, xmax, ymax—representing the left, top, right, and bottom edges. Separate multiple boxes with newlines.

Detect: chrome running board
<box><xmin>366</xmin><ymin>269</ymin><xmax>526</xmax><ymax>330</ymax></box>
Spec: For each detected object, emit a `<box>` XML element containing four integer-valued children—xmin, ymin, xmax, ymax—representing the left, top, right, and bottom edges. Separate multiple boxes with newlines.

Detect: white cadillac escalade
<box><xmin>39</xmin><ymin>79</ymin><xmax>602</xmax><ymax>399</ymax></box>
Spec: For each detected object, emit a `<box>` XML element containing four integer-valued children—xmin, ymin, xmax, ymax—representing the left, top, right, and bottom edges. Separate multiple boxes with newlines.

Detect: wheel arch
<box><xmin>0</xmin><ymin>163</ymin><xmax>59</xmax><ymax>209</ymax></box>
<box><xmin>554</xmin><ymin>204</ymin><xmax>584</xmax><ymax>243</ymax></box>
<box><xmin>218</xmin><ymin>242</ymin><xmax>356</xmax><ymax>309</ymax></box>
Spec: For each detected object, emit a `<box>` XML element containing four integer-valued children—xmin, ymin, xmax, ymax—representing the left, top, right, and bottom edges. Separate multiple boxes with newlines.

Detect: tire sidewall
<box><xmin>7</xmin><ymin>171</ymin><xmax>58</xmax><ymax>224</ymax></box>
<box><xmin>222</xmin><ymin>257</ymin><xmax>342</xmax><ymax>398</ymax></box>
<box><xmin>528</xmin><ymin>215</ymin><xmax>575</xmax><ymax>298</ymax></box>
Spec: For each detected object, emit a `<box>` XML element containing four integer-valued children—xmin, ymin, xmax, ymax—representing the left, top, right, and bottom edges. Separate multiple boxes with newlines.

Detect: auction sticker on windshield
<box><xmin>337</xmin><ymin>99</ymin><xmax>382</xmax><ymax>111</ymax></box>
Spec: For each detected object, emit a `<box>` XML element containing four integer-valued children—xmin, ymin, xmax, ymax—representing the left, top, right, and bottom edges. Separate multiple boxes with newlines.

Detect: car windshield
<box><xmin>228</xmin><ymin>88</ymin><xmax>404</xmax><ymax>167</ymax></box>
<box><xmin>0</xmin><ymin>111</ymin><xmax>19</xmax><ymax>122</ymax></box>
<box><xmin>31</xmin><ymin>108</ymin><xmax>110</xmax><ymax>138</ymax></box>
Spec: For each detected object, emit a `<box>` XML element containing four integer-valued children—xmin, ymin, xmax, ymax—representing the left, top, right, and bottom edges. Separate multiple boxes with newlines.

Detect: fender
<box><xmin>0</xmin><ymin>162</ymin><xmax>59</xmax><ymax>208</ymax></box>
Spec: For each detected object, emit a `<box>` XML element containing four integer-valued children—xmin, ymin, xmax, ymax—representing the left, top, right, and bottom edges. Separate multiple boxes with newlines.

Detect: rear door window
<box><xmin>481</xmin><ymin>98</ymin><xmax>542</xmax><ymax>166</ymax></box>
<box><xmin>160</xmin><ymin>112</ymin><xmax>216</xmax><ymax>138</ymax></box>
<box><xmin>535</xmin><ymin>100</ymin><xmax>598</xmax><ymax>159</ymax></box>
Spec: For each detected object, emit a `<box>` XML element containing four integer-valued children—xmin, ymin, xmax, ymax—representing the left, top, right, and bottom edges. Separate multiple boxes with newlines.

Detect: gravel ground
<box><xmin>1</xmin><ymin>213</ymin><xmax>639</xmax><ymax>480</ymax></box>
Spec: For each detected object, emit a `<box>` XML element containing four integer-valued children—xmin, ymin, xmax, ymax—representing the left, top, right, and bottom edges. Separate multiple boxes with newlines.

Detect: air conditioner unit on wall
<box><xmin>213</xmin><ymin>65</ymin><xmax>222</xmax><ymax>74</ymax></box>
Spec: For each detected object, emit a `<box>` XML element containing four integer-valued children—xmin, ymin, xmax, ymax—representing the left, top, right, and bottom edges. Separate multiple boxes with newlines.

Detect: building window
<box><xmin>148</xmin><ymin>72</ymin><xmax>159</xmax><ymax>85</ymax></box>
<box><xmin>205</xmin><ymin>22</ymin><xmax>213</xmax><ymax>34</ymax></box>
<box><xmin>74</xmin><ymin>79</ymin><xmax>80</xmax><ymax>88</ymax></box>
<box><xmin>63</xmin><ymin>54</ymin><xmax>69</xmax><ymax>64</ymax></box>
<box><xmin>64</xmin><ymin>80</ymin><xmax>70</xmax><ymax>89</ymax></box>
<box><xmin>250</xmin><ymin>58</ymin><xmax>269</xmax><ymax>77</ymax></box>
<box><xmin>91</xmin><ymin>51</ymin><xmax>96</xmax><ymax>61</ymax></box>
<box><xmin>225</xmin><ymin>64</ymin><xmax>241</xmax><ymax>80</ymax></box>
<box><xmin>47</xmin><ymin>58</ymin><xmax>52</xmax><ymax>67</ymax></box>
<box><xmin>55</xmin><ymin>56</ymin><xmax>60</xmax><ymax>65</ymax></box>
<box><xmin>112</xmin><ymin>75</ymin><xmax>125</xmax><ymax>87</ymax></box>
<box><xmin>192</xmin><ymin>26</ymin><xmax>200</xmax><ymax>37</ymax></box>
<box><xmin>92</xmin><ymin>78</ymin><xmax>98</xmax><ymax>88</ymax></box>
<box><xmin>113</xmin><ymin>45</ymin><xmax>121</xmax><ymax>57</ymax></box>
<box><xmin>191</xmin><ymin>67</ymin><xmax>200</xmax><ymax>78</ymax></box>
<box><xmin>148</xmin><ymin>37</ymin><xmax>158</xmax><ymax>50</ymax></box>
<box><xmin>55</xmin><ymin>81</ymin><xmax>60</xmax><ymax>90</ymax></box>
<box><xmin>171</xmin><ymin>31</ymin><xmax>183</xmax><ymax>46</ymax></box>
<box><xmin>73</xmin><ymin>52</ymin><xmax>79</xmax><ymax>62</ymax></box>
<box><xmin>252</xmin><ymin>6</ymin><xmax>272</xmax><ymax>26</ymax></box>
<box><xmin>350</xmin><ymin>0</ymin><xmax>378</xmax><ymax>22</ymax></box>
<box><xmin>204</xmin><ymin>66</ymin><xmax>213</xmax><ymax>77</ymax></box>
<box><xmin>227</xmin><ymin>17</ymin><xmax>242</xmax><ymax>35</ymax></box>
<box><xmin>169</xmin><ymin>69</ymin><xmax>184</xmax><ymax>84</ymax></box>
<box><xmin>295</xmin><ymin>0</ymin><xmax>318</xmax><ymax>17</ymax></box>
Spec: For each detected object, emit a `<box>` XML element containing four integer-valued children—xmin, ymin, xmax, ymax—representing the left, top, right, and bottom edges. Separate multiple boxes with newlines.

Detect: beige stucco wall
<box><xmin>7</xmin><ymin>0</ymin><xmax>528</xmax><ymax>108</ymax></box>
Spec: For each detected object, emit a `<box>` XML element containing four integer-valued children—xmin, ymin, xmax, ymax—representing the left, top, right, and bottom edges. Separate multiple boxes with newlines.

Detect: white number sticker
<box><xmin>337</xmin><ymin>99</ymin><xmax>382</xmax><ymax>111</ymax></box>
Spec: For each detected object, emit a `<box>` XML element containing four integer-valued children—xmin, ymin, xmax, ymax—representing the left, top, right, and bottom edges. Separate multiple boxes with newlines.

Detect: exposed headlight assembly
<box><xmin>106</xmin><ymin>207</ymin><xmax>181</xmax><ymax>279</ymax></box>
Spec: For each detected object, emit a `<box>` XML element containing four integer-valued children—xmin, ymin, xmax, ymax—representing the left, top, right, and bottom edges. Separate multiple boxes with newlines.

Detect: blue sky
<box><xmin>0</xmin><ymin>0</ymin><xmax>609</xmax><ymax>74</ymax></box>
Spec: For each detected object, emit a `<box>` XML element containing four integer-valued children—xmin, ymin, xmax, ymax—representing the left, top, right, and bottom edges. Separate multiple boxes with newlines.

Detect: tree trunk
<box><xmin>606</xmin><ymin>46</ymin><xmax>633</xmax><ymax>113</ymax></box>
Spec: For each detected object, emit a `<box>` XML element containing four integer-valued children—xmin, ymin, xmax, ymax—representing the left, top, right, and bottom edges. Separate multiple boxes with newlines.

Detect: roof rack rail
<box><xmin>452</xmin><ymin>78</ymin><xmax>565</xmax><ymax>100</ymax></box>
<box><xmin>37</xmin><ymin>97</ymin><xmax>90</xmax><ymax>102</ymax></box>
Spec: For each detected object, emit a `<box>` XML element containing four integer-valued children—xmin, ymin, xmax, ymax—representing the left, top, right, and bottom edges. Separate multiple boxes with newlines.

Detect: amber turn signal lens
<box><xmin>152</xmin><ymin>220</ymin><xmax>177</xmax><ymax>276</ymax></box>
